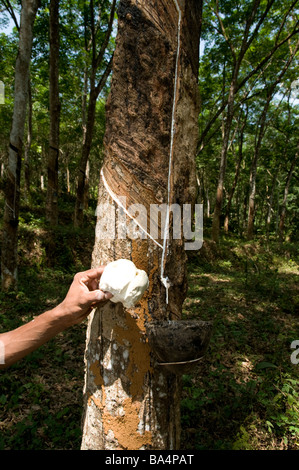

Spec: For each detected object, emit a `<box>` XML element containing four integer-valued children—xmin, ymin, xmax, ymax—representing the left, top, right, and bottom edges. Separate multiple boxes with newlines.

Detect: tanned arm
<box><xmin>0</xmin><ymin>267</ymin><xmax>112</xmax><ymax>369</ymax></box>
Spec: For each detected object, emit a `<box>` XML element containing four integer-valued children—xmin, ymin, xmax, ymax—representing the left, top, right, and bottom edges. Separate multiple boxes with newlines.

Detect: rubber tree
<box><xmin>223</xmin><ymin>104</ymin><xmax>248</xmax><ymax>233</ymax></box>
<box><xmin>1</xmin><ymin>0</ymin><xmax>40</xmax><ymax>290</ymax></box>
<box><xmin>81</xmin><ymin>0</ymin><xmax>203</xmax><ymax>450</ymax></box>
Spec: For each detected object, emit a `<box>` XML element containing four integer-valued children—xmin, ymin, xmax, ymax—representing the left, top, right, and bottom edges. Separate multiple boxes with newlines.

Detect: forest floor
<box><xmin>181</xmin><ymin>236</ymin><xmax>299</xmax><ymax>450</ymax></box>
<box><xmin>0</xmin><ymin>198</ymin><xmax>298</xmax><ymax>450</ymax></box>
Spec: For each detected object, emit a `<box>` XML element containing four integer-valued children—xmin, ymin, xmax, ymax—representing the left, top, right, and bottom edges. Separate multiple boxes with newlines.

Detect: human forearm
<box><xmin>0</xmin><ymin>304</ymin><xmax>70</xmax><ymax>369</ymax></box>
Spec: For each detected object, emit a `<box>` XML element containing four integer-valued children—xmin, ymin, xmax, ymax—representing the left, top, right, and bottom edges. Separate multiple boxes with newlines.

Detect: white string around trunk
<box><xmin>100</xmin><ymin>168</ymin><xmax>163</xmax><ymax>249</ymax></box>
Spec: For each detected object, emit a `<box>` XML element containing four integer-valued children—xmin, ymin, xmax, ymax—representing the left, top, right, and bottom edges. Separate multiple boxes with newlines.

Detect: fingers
<box><xmin>76</xmin><ymin>267</ymin><xmax>106</xmax><ymax>284</ymax></box>
<box><xmin>71</xmin><ymin>269</ymin><xmax>112</xmax><ymax>313</ymax></box>
<box><xmin>87</xmin><ymin>289</ymin><xmax>113</xmax><ymax>303</ymax></box>
<box><xmin>75</xmin><ymin>267</ymin><xmax>106</xmax><ymax>291</ymax></box>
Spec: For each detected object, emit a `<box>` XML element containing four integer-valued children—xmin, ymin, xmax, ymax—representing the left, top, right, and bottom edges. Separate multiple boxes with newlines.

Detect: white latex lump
<box><xmin>99</xmin><ymin>259</ymin><xmax>149</xmax><ymax>308</ymax></box>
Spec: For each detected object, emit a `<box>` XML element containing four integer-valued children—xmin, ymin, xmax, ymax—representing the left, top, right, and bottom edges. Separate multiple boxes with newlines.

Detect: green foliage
<box><xmin>198</xmin><ymin>0</ymin><xmax>299</xmax><ymax>240</ymax></box>
<box><xmin>266</xmin><ymin>377</ymin><xmax>299</xmax><ymax>442</ymax></box>
<box><xmin>0</xmin><ymin>196</ymin><xmax>95</xmax><ymax>449</ymax></box>
<box><xmin>0</xmin><ymin>0</ymin><xmax>115</xmax><ymax>200</ymax></box>
<box><xmin>0</xmin><ymin>0</ymin><xmax>298</xmax><ymax>451</ymax></box>
<box><xmin>181</xmin><ymin>238</ymin><xmax>299</xmax><ymax>450</ymax></box>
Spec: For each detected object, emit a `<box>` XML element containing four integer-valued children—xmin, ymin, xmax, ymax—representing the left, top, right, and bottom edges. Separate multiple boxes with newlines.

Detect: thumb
<box><xmin>87</xmin><ymin>289</ymin><xmax>113</xmax><ymax>303</ymax></box>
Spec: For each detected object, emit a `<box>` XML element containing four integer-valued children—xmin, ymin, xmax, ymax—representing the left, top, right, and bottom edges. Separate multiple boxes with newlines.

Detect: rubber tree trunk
<box><xmin>81</xmin><ymin>0</ymin><xmax>202</xmax><ymax>450</ymax></box>
<box><xmin>211</xmin><ymin>77</ymin><xmax>236</xmax><ymax>243</ymax></box>
<box><xmin>266</xmin><ymin>166</ymin><xmax>279</xmax><ymax>235</ymax></box>
<box><xmin>74</xmin><ymin>59</ymin><xmax>114</xmax><ymax>226</ymax></box>
<box><xmin>24</xmin><ymin>79</ymin><xmax>32</xmax><ymax>198</ymax></box>
<box><xmin>46</xmin><ymin>0</ymin><xmax>60</xmax><ymax>226</ymax></box>
<box><xmin>247</xmin><ymin>93</ymin><xmax>272</xmax><ymax>240</ymax></box>
<box><xmin>1</xmin><ymin>0</ymin><xmax>39</xmax><ymax>291</ymax></box>
<box><xmin>223</xmin><ymin>105</ymin><xmax>247</xmax><ymax>233</ymax></box>
<box><xmin>74</xmin><ymin>85</ymin><xmax>97</xmax><ymax>227</ymax></box>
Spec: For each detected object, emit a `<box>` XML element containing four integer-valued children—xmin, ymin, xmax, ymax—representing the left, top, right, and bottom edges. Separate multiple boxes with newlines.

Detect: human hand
<box><xmin>58</xmin><ymin>267</ymin><xmax>112</xmax><ymax>327</ymax></box>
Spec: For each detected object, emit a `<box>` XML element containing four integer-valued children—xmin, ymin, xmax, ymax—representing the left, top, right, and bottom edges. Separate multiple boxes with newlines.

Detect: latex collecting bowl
<box><xmin>146</xmin><ymin>319</ymin><xmax>213</xmax><ymax>374</ymax></box>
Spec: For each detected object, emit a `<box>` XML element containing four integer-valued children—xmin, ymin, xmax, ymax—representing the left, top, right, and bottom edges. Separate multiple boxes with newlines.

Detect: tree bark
<box><xmin>265</xmin><ymin>166</ymin><xmax>280</xmax><ymax>236</ymax></box>
<box><xmin>84</xmin><ymin>159</ymin><xmax>90</xmax><ymax>210</ymax></box>
<box><xmin>24</xmin><ymin>79</ymin><xmax>32</xmax><ymax>197</ymax></box>
<box><xmin>74</xmin><ymin>83</ymin><xmax>98</xmax><ymax>226</ymax></box>
<box><xmin>224</xmin><ymin>106</ymin><xmax>248</xmax><ymax>233</ymax></box>
<box><xmin>1</xmin><ymin>0</ymin><xmax>39</xmax><ymax>291</ymax></box>
<box><xmin>74</xmin><ymin>62</ymin><xmax>114</xmax><ymax>227</ymax></box>
<box><xmin>247</xmin><ymin>94</ymin><xmax>272</xmax><ymax>240</ymax></box>
<box><xmin>211</xmin><ymin>76</ymin><xmax>237</xmax><ymax>242</ymax></box>
<box><xmin>46</xmin><ymin>0</ymin><xmax>60</xmax><ymax>226</ymax></box>
<box><xmin>81</xmin><ymin>0</ymin><xmax>203</xmax><ymax>450</ymax></box>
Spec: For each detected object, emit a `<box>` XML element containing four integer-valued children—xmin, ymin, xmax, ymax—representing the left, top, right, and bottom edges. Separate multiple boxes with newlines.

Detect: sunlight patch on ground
<box><xmin>194</xmin><ymin>273</ymin><xmax>231</xmax><ymax>283</ymax></box>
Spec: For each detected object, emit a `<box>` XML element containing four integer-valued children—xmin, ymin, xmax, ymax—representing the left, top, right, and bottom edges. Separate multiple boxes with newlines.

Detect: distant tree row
<box><xmin>197</xmin><ymin>0</ymin><xmax>299</xmax><ymax>243</ymax></box>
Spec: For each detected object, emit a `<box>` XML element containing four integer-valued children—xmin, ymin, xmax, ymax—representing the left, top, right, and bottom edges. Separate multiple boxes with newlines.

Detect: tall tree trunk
<box><xmin>1</xmin><ymin>0</ymin><xmax>39</xmax><ymax>291</ymax></box>
<box><xmin>266</xmin><ymin>166</ymin><xmax>280</xmax><ymax>236</ymax></box>
<box><xmin>84</xmin><ymin>159</ymin><xmax>90</xmax><ymax>210</ymax></box>
<box><xmin>206</xmin><ymin>187</ymin><xmax>210</xmax><ymax>218</ymax></box>
<box><xmin>24</xmin><ymin>79</ymin><xmax>32</xmax><ymax>198</ymax></box>
<box><xmin>279</xmin><ymin>150</ymin><xmax>298</xmax><ymax>240</ymax></box>
<box><xmin>81</xmin><ymin>0</ymin><xmax>204</xmax><ymax>450</ymax></box>
<box><xmin>74</xmin><ymin>84</ymin><xmax>97</xmax><ymax>227</ymax></box>
<box><xmin>66</xmin><ymin>166</ymin><xmax>70</xmax><ymax>194</ymax></box>
<box><xmin>74</xmin><ymin>63</ymin><xmax>114</xmax><ymax>227</ymax></box>
<box><xmin>212</xmin><ymin>77</ymin><xmax>237</xmax><ymax>242</ymax></box>
<box><xmin>224</xmin><ymin>106</ymin><xmax>247</xmax><ymax>233</ymax></box>
<box><xmin>247</xmin><ymin>95</ymin><xmax>271</xmax><ymax>240</ymax></box>
<box><xmin>242</xmin><ymin>189</ymin><xmax>248</xmax><ymax>233</ymax></box>
<box><xmin>275</xmin><ymin>187</ymin><xmax>280</xmax><ymax>235</ymax></box>
<box><xmin>46</xmin><ymin>0</ymin><xmax>60</xmax><ymax>226</ymax></box>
